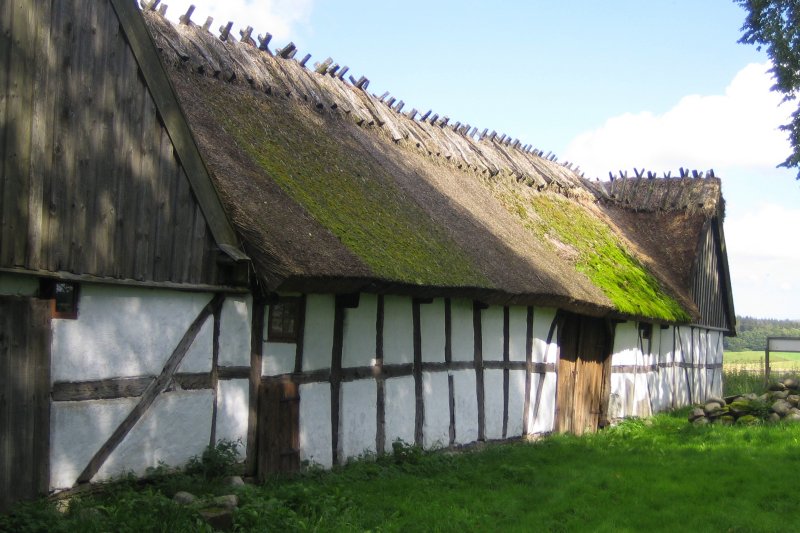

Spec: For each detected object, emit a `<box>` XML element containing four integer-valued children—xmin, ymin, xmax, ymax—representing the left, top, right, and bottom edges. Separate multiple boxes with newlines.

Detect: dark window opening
<box><xmin>39</xmin><ymin>279</ymin><xmax>80</xmax><ymax>319</ymax></box>
<box><xmin>639</xmin><ymin>322</ymin><xmax>653</xmax><ymax>340</ymax></box>
<box><xmin>267</xmin><ymin>298</ymin><xmax>301</xmax><ymax>343</ymax></box>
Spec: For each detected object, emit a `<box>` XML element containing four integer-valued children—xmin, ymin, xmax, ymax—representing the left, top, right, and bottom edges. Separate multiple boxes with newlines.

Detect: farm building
<box><xmin>0</xmin><ymin>0</ymin><xmax>735</xmax><ymax>508</ymax></box>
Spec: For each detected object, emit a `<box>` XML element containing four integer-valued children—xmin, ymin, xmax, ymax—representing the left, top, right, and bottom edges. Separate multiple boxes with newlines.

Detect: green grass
<box><xmin>6</xmin><ymin>415</ymin><xmax>800</xmax><ymax>532</ymax></box>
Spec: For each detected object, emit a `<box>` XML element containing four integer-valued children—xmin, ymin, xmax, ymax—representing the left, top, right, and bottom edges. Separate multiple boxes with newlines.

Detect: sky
<box><xmin>164</xmin><ymin>0</ymin><xmax>800</xmax><ymax>320</ymax></box>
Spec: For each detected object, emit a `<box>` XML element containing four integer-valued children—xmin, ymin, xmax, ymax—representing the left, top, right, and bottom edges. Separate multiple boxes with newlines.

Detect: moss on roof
<box><xmin>497</xmin><ymin>188</ymin><xmax>690</xmax><ymax>322</ymax></box>
<box><xmin>209</xmin><ymin>86</ymin><xmax>489</xmax><ymax>288</ymax></box>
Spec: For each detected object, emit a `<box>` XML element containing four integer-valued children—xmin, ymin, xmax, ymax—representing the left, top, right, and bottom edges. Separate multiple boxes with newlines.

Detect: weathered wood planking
<box><xmin>0</xmin><ymin>297</ymin><xmax>51</xmax><ymax>512</ymax></box>
<box><xmin>0</xmin><ymin>0</ymin><xmax>224</xmax><ymax>285</ymax></box>
<box><xmin>257</xmin><ymin>380</ymin><xmax>300</xmax><ymax>479</ymax></box>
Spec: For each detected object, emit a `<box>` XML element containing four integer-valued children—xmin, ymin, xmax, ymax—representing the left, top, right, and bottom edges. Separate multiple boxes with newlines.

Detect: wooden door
<box><xmin>0</xmin><ymin>297</ymin><xmax>51</xmax><ymax>511</ymax></box>
<box><xmin>257</xmin><ymin>379</ymin><xmax>300</xmax><ymax>480</ymax></box>
<box><xmin>556</xmin><ymin>314</ymin><xmax>611</xmax><ymax>435</ymax></box>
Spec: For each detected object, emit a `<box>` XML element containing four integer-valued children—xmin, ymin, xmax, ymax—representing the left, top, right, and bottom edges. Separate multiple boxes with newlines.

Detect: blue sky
<box><xmin>167</xmin><ymin>0</ymin><xmax>800</xmax><ymax>320</ymax></box>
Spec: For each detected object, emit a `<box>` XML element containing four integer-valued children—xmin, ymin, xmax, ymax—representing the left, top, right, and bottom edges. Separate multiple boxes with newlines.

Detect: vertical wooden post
<box><xmin>293</xmin><ymin>295</ymin><xmax>307</xmax><ymax>373</ymax></box>
<box><xmin>765</xmin><ymin>338</ymin><xmax>771</xmax><ymax>387</ymax></box>
<box><xmin>522</xmin><ymin>306</ymin><xmax>533</xmax><ymax>435</ymax></box>
<box><xmin>473</xmin><ymin>302</ymin><xmax>485</xmax><ymax>441</ymax></box>
<box><xmin>330</xmin><ymin>304</ymin><xmax>344</xmax><ymax>465</ymax></box>
<box><xmin>245</xmin><ymin>299</ymin><xmax>265</xmax><ymax>476</ymax></box>
<box><xmin>209</xmin><ymin>301</ymin><xmax>222</xmax><ymax>446</ymax></box>
<box><xmin>412</xmin><ymin>299</ymin><xmax>424</xmax><ymax>446</ymax></box>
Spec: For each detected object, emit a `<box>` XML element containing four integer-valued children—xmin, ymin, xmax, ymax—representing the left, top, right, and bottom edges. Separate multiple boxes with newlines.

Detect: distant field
<box><xmin>725</xmin><ymin>350</ymin><xmax>800</xmax><ymax>371</ymax></box>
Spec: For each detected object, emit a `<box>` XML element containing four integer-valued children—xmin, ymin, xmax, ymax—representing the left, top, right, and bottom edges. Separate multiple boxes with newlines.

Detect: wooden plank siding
<box><xmin>0</xmin><ymin>297</ymin><xmax>51</xmax><ymax>512</ymax></box>
<box><xmin>0</xmin><ymin>0</ymin><xmax>224</xmax><ymax>285</ymax></box>
<box><xmin>689</xmin><ymin>221</ymin><xmax>729</xmax><ymax>331</ymax></box>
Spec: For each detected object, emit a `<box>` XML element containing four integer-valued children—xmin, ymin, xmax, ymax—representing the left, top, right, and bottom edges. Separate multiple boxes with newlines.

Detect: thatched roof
<box><xmin>140</xmin><ymin>9</ymin><xmax>730</xmax><ymax>324</ymax></box>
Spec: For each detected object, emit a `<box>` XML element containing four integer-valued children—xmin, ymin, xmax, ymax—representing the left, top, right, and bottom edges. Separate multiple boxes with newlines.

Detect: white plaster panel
<box><xmin>50</xmin><ymin>398</ymin><xmax>137</xmax><ymax>489</ymax></box>
<box><xmin>340</xmin><ymin>379</ymin><xmax>377</xmax><ymax>460</ymax></box>
<box><xmin>508</xmin><ymin>306</ymin><xmax>528</xmax><ymax>362</ymax></box>
<box><xmin>96</xmin><ymin>390</ymin><xmax>214</xmax><ymax>482</ymax></box>
<box><xmin>530</xmin><ymin>372</ymin><xmax>556</xmax><ymax>434</ymax></box>
<box><xmin>484</xmin><ymin>369</ymin><xmax>504</xmax><ymax>439</ymax></box>
<box><xmin>215</xmin><ymin>379</ymin><xmax>250</xmax><ymax>458</ymax></box>
<box><xmin>769</xmin><ymin>338</ymin><xmax>800</xmax><ymax>352</ymax></box>
<box><xmin>608</xmin><ymin>373</ymin><xmax>627</xmax><ymax>419</ymax></box>
<box><xmin>611</xmin><ymin>321</ymin><xmax>639</xmax><ymax>366</ymax></box>
<box><xmin>299</xmin><ymin>382</ymin><xmax>332</xmax><ymax>468</ymax></box>
<box><xmin>420</xmin><ymin>298</ymin><xmax>446</xmax><ymax>363</ymax></box>
<box><xmin>422</xmin><ymin>372</ymin><xmax>450</xmax><ymax>449</ymax></box>
<box><xmin>302</xmin><ymin>295</ymin><xmax>335</xmax><ymax>372</ymax></box>
<box><xmin>677</xmin><ymin>326</ymin><xmax>693</xmax><ymax>364</ymax></box>
<box><xmin>383</xmin><ymin>295</ymin><xmax>414</xmax><ymax>365</ymax></box>
<box><xmin>452</xmin><ymin>370</ymin><xmax>478</xmax><ymax>444</ymax></box>
<box><xmin>481</xmin><ymin>306</ymin><xmax>504</xmax><ymax>361</ymax></box>
<box><xmin>263</xmin><ymin>341</ymin><xmax>296</xmax><ymax>376</ymax></box>
<box><xmin>342</xmin><ymin>294</ymin><xmax>377</xmax><ymax>368</ymax></box>
<box><xmin>385</xmin><ymin>375</ymin><xmax>416</xmax><ymax>451</ymax></box>
<box><xmin>51</xmin><ymin>285</ymin><xmax>213</xmax><ymax>382</ymax></box>
<box><xmin>218</xmin><ymin>295</ymin><xmax>252</xmax><ymax>367</ymax></box>
<box><xmin>177</xmin><ymin>315</ymin><xmax>213</xmax><ymax>374</ymax></box>
<box><xmin>507</xmin><ymin>369</ymin><xmax>526</xmax><ymax>437</ymax></box>
<box><xmin>634</xmin><ymin>372</ymin><xmax>652</xmax><ymax>417</ymax></box>
<box><xmin>0</xmin><ymin>272</ymin><xmax>39</xmax><ymax>295</ymax></box>
<box><xmin>532</xmin><ymin>308</ymin><xmax>558</xmax><ymax>364</ymax></box>
<box><xmin>450</xmin><ymin>298</ymin><xmax>474</xmax><ymax>362</ymax></box>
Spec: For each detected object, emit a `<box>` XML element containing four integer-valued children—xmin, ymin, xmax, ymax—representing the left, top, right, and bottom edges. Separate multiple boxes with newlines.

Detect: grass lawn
<box><xmin>725</xmin><ymin>351</ymin><xmax>800</xmax><ymax>370</ymax></box>
<box><xmin>4</xmin><ymin>411</ymin><xmax>800</xmax><ymax>532</ymax></box>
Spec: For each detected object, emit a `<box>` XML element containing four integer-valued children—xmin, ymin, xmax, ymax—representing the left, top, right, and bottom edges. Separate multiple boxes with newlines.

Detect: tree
<box><xmin>736</xmin><ymin>0</ymin><xmax>800</xmax><ymax>178</ymax></box>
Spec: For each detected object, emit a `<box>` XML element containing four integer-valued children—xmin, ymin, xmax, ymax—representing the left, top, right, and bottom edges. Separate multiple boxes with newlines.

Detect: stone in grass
<box><xmin>692</xmin><ymin>416</ymin><xmax>709</xmax><ymax>426</ymax></box>
<box><xmin>729</xmin><ymin>400</ymin><xmax>753</xmax><ymax>417</ymax></box>
<box><xmin>788</xmin><ymin>395</ymin><xmax>800</xmax><ymax>406</ymax></box>
<box><xmin>772</xmin><ymin>390</ymin><xmax>790</xmax><ymax>400</ymax></box>
<box><xmin>785</xmin><ymin>411</ymin><xmax>800</xmax><ymax>422</ymax></box>
<box><xmin>716</xmin><ymin>415</ymin><xmax>735</xmax><ymax>426</ymax></box>
<box><xmin>173</xmin><ymin>491</ymin><xmax>197</xmax><ymax>505</ymax></box>
<box><xmin>199</xmin><ymin>508</ymin><xmax>234</xmax><ymax>532</ymax></box>
<box><xmin>771</xmin><ymin>399</ymin><xmax>793</xmax><ymax>416</ymax></box>
<box><xmin>212</xmin><ymin>494</ymin><xmax>239</xmax><ymax>510</ymax></box>
<box><xmin>223</xmin><ymin>475</ymin><xmax>245</xmax><ymax>487</ymax></box>
<box><xmin>737</xmin><ymin>415</ymin><xmax>760</xmax><ymax>426</ymax></box>
<box><xmin>768</xmin><ymin>382</ymin><xmax>787</xmax><ymax>392</ymax></box>
<box><xmin>768</xmin><ymin>412</ymin><xmax>782</xmax><ymax>423</ymax></box>
<box><xmin>688</xmin><ymin>408</ymin><xmax>706</xmax><ymax>421</ymax></box>
<box><xmin>706</xmin><ymin>396</ymin><xmax>726</xmax><ymax>408</ymax></box>
<box><xmin>783</xmin><ymin>377</ymin><xmax>800</xmax><ymax>390</ymax></box>
<box><xmin>703</xmin><ymin>403</ymin><xmax>724</xmax><ymax>416</ymax></box>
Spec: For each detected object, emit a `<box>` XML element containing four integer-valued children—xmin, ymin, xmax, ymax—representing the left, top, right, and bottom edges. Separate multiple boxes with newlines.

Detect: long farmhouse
<box><xmin>0</xmin><ymin>0</ymin><xmax>735</xmax><ymax>508</ymax></box>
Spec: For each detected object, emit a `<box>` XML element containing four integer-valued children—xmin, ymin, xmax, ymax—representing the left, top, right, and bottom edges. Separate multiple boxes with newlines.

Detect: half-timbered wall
<box><xmin>0</xmin><ymin>0</ymin><xmax>221</xmax><ymax>284</ymax></box>
<box><xmin>609</xmin><ymin>321</ymin><xmax>723</xmax><ymax>420</ymax></box>
<box><xmin>47</xmin><ymin>281</ymin><xmax>251</xmax><ymax>489</ymax></box>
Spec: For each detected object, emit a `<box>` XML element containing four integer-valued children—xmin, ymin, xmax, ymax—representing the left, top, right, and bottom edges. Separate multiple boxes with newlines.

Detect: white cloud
<box><xmin>564</xmin><ymin>62</ymin><xmax>793</xmax><ymax>178</ymax></box>
<box><xmin>164</xmin><ymin>0</ymin><xmax>313</xmax><ymax>43</ymax></box>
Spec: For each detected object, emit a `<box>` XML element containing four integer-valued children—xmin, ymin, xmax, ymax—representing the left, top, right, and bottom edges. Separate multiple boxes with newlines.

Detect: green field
<box><xmin>5</xmin><ymin>412</ymin><xmax>800</xmax><ymax>532</ymax></box>
<box><xmin>725</xmin><ymin>350</ymin><xmax>800</xmax><ymax>371</ymax></box>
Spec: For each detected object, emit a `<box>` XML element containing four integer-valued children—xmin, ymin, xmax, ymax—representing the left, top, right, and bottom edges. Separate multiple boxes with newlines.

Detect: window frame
<box><xmin>39</xmin><ymin>279</ymin><xmax>80</xmax><ymax>320</ymax></box>
<box><xmin>266</xmin><ymin>297</ymin><xmax>301</xmax><ymax>343</ymax></box>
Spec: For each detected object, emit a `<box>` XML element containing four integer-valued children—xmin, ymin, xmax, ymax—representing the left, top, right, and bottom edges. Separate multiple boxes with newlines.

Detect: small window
<box><xmin>39</xmin><ymin>279</ymin><xmax>80</xmax><ymax>319</ymax></box>
<box><xmin>267</xmin><ymin>298</ymin><xmax>301</xmax><ymax>343</ymax></box>
<box><xmin>639</xmin><ymin>323</ymin><xmax>652</xmax><ymax>340</ymax></box>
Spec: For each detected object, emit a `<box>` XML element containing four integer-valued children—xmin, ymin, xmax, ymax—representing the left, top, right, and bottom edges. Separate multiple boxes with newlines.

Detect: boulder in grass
<box><xmin>772</xmin><ymin>390</ymin><xmax>790</xmax><ymax>400</ymax></box>
<box><xmin>788</xmin><ymin>395</ymin><xmax>800</xmax><ymax>407</ymax></box>
<box><xmin>173</xmin><ymin>491</ymin><xmax>197</xmax><ymax>505</ymax></box>
<box><xmin>199</xmin><ymin>508</ymin><xmax>234</xmax><ymax>531</ymax></box>
<box><xmin>768</xmin><ymin>382</ymin><xmax>787</xmax><ymax>392</ymax></box>
<box><xmin>703</xmin><ymin>403</ymin><xmax>724</xmax><ymax>416</ymax></box>
<box><xmin>737</xmin><ymin>415</ymin><xmax>760</xmax><ymax>426</ymax></box>
<box><xmin>768</xmin><ymin>412</ymin><xmax>782</xmax><ymax>423</ymax></box>
<box><xmin>785</xmin><ymin>412</ymin><xmax>800</xmax><ymax>422</ymax></box>
<box><xmin>689</xmin><ymin>408</ymin><xmax>706</xmax><ymax>421</ymax></box>
<box><xmin>771</xmin><ymin>399</ymin><xmax>793</xmax><ymax>416</ymax></box>
<box><xmin>692</xmin><ymin>416</ymin><xmax>709</xmax><ymax>426</ymax></box>
<box><xmin>729</xmin><ymin>400</ymin><xmax>752</xmax><ymax>417</ymax></box>
<box><xmin>717</xmin><ymin>415</ymin><xmax>736</xmax><ymax>426</ymax></box>
<box><xmin>706</xmin><ymin>396</ymin><xmax>726</xmax><ymax>408</ymax></box>
<box><xmin>212</xmin><ymin>495</ymin><xmax>239</xmax><ymax>511</ymax></box>
<box><xmin>783</xmin><ymin>378</ymin><xmax>800</xmax><ymax>390</ymax></box>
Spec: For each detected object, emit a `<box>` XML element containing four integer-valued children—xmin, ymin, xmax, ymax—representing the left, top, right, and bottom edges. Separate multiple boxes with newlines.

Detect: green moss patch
<box><xmin>208</xmin><ymin>86</ymin><xmax>487</xmax><ymax>288</ymax></box>
<box><xmin>501</xmin><ymin>190</ymin><xmax>689</xmax><ymax>322</ymax></box>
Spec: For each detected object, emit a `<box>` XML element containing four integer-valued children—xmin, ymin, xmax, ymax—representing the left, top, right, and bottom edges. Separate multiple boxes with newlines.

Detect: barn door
<box><xmin>0</xmin><ymin>297</ymin><xmax>51</xmax><ymax>511</ymax></box>
<box><xmin>257</xmin><ymin>380</ymin><xmax>300</xmax><ymax>481</ymax></box>
<box><xmin>556</xmin><ymin>314</ymin><xmax>611</xmax><ymax>435</ymax></box>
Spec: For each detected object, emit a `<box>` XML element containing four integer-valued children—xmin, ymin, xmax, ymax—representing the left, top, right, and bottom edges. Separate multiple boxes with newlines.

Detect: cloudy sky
<box><xmin>164</xmin><ymin>0</ymin><xmax>800</xmax><ymax>320</ymax></box>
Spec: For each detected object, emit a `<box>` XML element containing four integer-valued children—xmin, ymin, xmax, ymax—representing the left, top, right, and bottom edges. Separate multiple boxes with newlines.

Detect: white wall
<box><xmin>452</xmin><ymin>370</ymin><xmax>478</xmax><ymax>444</ymax></box>
<box><xmin>532</xmin><ymin>308</ymin><xmax>558</xmax><ymax>364</ymax></box>
<box><xmin>422</xmin><ymin>372</ymin><xmax>450</xmax><ymax>448</ymax></box>
<box><xmin>215</xmin><ymin>379</ymin><xmax>250</xmax><ymax>458</ymax></box>
<box><xmin>481</xmin><ymin>306</ymin><xmax>504</xmax><ymax>361</ymax></box>
<box><xmin>342</xmin><ymin>294</ymin><xmax>377</xmax><ymax>368</ymax></box>
<box><xmin>508</xmin><ymin>306</ymin><xmax>528</xmax><ymax>362</ymax></box>
<box><xmin>51</xmin><ymin>285</ymin><xmax>214</xmax><ymax>382</ymax></box>
<box><xmin>450</xmin><ymin>298</ymin><xmax>474</xmax><ymax>362</ymax></box>
<box><xmin>218</xmin><ymin>295</ymin><xmax>252</xmax><ymax>367</ymax></box>
<box><xmin>384</xmin><ymin>296</ymin><xmax>413</xmax><ymax>365</ymax></box>
<box><xmin>340</xmin><ymin>380</ymin><xmax>377</xmax><ymax>460</ymax></box>
<box><xmin>507</xmin><ymin>369</ymin><xmax>526</xmax><ymax>437</ymax></box>
<box><xmin>420</xmin><ymin>298</ymin><xmax>446</xmax><ymax>363</ymax></box>
<box><xmin>299</xmin><ymin>382</ymin><xmax>332</xmax><ymax>468</ymax></box>
<box><xmin>302</xmin><ymin>294</ymin><xmax>335</xmax><ymax>372</ymax></box>
<box><xmin>385</xmin><ymin>375</ymin><xmax>416</xmax><ymax>451</ymax></box>
<box><xmin>484</xmin><ymin>369</ymin><xmax>504</xmax><ymax>439</ymax></box>
<box><xmin>529</xmin><ymin>372</ymin><xmax>556</xmax><ymax>434</ymax></box>
<box><xmin>0</xmin><ymin>272</ymin><xmax>39</xmax><ymax>295</ymax></box>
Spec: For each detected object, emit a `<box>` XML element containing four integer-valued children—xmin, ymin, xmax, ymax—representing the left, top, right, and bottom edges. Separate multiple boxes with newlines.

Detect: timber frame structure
<box><xmin>0</xmin><ymin>0</ymin><xmax>735</xmax><ymax>509</ymax></box>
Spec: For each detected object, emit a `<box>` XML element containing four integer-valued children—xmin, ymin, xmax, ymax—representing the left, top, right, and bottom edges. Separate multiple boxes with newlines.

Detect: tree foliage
<box><xmin>736</xmin><ymin>0</ymin><xmax>800</xmax><ymax>178</ymax></box>
<box><xmin>724</xmin><ymin>315</ymin><xmax>800</xmax><ymax>350</ymax></box>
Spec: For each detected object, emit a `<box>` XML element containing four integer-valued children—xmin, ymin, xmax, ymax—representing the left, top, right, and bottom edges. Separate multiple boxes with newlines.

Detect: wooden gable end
<box><xmin>689</xmin><ymin>217</ymin><xmax>736</xmax><ymax>334</ymax></box>
<box><xmin>0</xmin><ymin>0</ymin><xmax>243</xmax><ymax>286</ymax></box>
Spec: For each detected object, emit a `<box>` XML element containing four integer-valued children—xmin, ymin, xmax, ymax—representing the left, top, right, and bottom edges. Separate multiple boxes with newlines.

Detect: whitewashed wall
<box><xmin>48</xmin><ymin>283</ymin><xmax>251</xmax><ymax>489</ymax></box>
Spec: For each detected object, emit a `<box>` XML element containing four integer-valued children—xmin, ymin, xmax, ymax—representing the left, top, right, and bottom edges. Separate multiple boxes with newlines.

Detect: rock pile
<box><xmin>688</xmin><ymin>377</ymin><xmax>800</xmax><ymax>426</ymax></box>
<box><xmin>171</xmin><ymin>475</ymin><xmax>245</xmax><ymax>531</ymax></box>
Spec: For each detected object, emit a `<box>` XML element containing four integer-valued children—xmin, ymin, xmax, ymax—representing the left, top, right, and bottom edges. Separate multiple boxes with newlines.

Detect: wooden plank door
<box><xmin>556</xmin><ymin>314</ymin><xmax>611</xmax><ymax>435</ymax></box>
<box><xmin>0</xmin><ymin>297</ymin><xmax>51</xmax><ymax>512</ymax></box>
<box><xmin>257</xmin><ymin>379</ymin><xmax>300</xmax><ymax>481</ymax></box>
